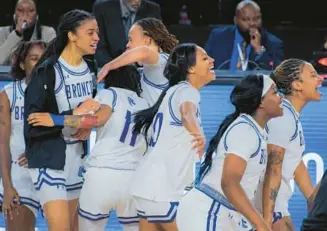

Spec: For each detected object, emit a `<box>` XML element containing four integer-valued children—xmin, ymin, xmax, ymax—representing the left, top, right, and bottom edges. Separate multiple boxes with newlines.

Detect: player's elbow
<box><xmin>221</xmin><ymin>174</ymin><xmax>241</xmax><ymax>195</ymax></box>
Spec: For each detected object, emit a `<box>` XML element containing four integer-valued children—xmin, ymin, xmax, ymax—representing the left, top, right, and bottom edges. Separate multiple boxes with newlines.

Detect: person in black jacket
<box><xmin>93</xmin><ymin>0</ymin><xmax>162</xmax><ymax>66</ymax></box>
<box><xmin>24</xmin><ymin>9</ymin><xmax>100</xmax><ymax>231</ymax></box>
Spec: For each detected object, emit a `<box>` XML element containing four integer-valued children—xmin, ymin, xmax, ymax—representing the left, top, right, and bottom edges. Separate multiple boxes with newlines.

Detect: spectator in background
<box><xmin>205</xmin><ymin>0</ymin><xmax>283</xmax><ymax>71</ymax></box>
<box><xmin>0</xmin><ymin>0</ymin><xmax>56</xmax><ymax>65</ymax></box>
<box><xmin>93</xmin><ymin>0</ymin><xmax>162</xmax><ymax>67</ymax></box>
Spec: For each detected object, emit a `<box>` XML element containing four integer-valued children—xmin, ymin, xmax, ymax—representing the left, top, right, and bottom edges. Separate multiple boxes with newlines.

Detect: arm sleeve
<box><xmin>0</xmin><ymin>28</ymin><xmax>22</xmax><ymax>65</ymax></box>
<box><xmin>224</xmin><ymin>123</ymin><xmax>260</xmax><ymax>162</ymax></box>
<box><xmin>24</xmin><ymin>66</ymin><xmax>67</xmax><ymax>138</ymax></box>
<box><xmin>93</xmin><ymin>4</ymin><xmax>113</xmax><ymax>66</ymax></box>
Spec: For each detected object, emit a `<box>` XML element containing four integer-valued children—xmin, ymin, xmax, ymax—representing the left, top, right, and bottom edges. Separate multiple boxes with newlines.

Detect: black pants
<box><xmin>301</xmin><ymin>170</ymin><xmax>327</xmax><ymax>230</ymax></box>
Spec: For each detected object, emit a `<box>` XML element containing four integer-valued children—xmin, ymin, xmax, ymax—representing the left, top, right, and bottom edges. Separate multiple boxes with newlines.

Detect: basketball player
<box><xmin>97</xmin><ymin>17</ymin><xmax>178</xmax><ymax>106</ymax></box>
<box><xmin>27</xmin><ymin>65</ymin><xmax>148</xmax><ymax>231</ymax></box>
<box><xmin>129</xmin><ymin>43</ymin><xmax>214</xmax><ymax>231</ymax></box>
<box><xmin>177</xmin><ymin>74</ymin><xmax>283</xmax><ymax>231</ymax></box>
<box><xmin>0</xmin><ymin>40</ymin><xmax>46</xmax><ymax>231</ymax></box>
<box><xmin>24</xmin><ymin>9</ymin><xmax>99</xmax><ymax>231</ymax></box>
<box><xmin>260</xmin><ymin>59</ymin><xmax>323</xmax><ymax>231</ymax></box>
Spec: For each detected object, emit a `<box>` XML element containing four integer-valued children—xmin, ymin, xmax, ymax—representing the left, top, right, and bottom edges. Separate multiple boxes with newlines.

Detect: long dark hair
<box><xmin>34</xmin><ymin>9</ymin><xmax>94</xmax><ymax>68</ymax></box>
<box><xmin>10</xmin><ymin>40</ymin><xmax>47</xmax><ymax>81</ymax></box>
<box><xmin>197</xmin><ymin>74</ymin><xmax>265</xmax><ymax>183</ymax></box>
<box><xmin>104</xmin><ymin>65</ymin><xmax>142</xmax><ymax>96</ymax></box>
<box><xmin>133</xmin><ymin>43</ymin><xmax>197</xmax><ymax>138</ymax></box>
<box><xmin>135</xmin><ymin>18</ymin><xmax>178</xmax><ymax>53</ymax></box>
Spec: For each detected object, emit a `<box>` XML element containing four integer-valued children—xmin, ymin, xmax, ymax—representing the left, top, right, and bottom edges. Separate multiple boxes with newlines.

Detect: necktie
<box><xmin>237</xmin><ymin>41</ymin><xmax>247</xmax><ymax>70</ymax></box>
<box><xmin>123</xmin><ymin>11</ymin><xmax>134</xmax><ymax>37</ymax></box>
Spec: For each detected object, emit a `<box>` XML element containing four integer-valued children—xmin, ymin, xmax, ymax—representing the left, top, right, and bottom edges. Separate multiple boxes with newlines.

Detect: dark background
<box><xmin>1</xmin><ymin>0</ymin><xmax>327</xmax><ymax>61</ymax></box>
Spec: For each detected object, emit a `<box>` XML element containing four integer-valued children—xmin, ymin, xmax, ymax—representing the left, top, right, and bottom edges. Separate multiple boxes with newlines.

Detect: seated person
<box><xmin>205</xmin><ymin>0</ymin><xmax>283</xmax><ymax>71</ymax></box>
<box><xmin>0</xmin><ymin>0</ymin><xmax>56</xmax><ymax>65</ymax></box>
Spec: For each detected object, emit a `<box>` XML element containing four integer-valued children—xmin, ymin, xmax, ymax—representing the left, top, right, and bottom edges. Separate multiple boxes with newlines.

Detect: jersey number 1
<box><xmin>119</xmin><ymin>110</ymin><xmax>138</xmax><ymax>146</ymax></box>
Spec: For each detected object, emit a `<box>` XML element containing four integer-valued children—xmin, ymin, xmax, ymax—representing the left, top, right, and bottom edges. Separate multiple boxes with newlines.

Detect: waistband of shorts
<box><xmin>196</xmin><ymin>183</ymin><xmax>235</xmax><ymax>211</ymax></box>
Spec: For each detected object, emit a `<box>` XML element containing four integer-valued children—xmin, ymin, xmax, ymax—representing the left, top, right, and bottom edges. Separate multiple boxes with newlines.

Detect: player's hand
<box><xmin>72</xmin><ymin>128</ymin><xmax>92</xmax><ymax>140</ymax></box>
<box><xmin>17</xmin><ymin>153</ymin><xmax>28</xmax><ymax>168</ymax></box>
<box><xmin>2</xmin><ymin>185</ymin><xmax>20</xmax><ymax>220</ymax></box>
<box><xmin>27</xmin><ymin>113</ymin><xmax>54</xmax><ymax>127</ymax></box>
<box><xmin>74</xmin><ymin>99</ymin><xmax>100</xmax><ymax>115</ymax></box>
<box><xmin>254</xmin><ymin>221</ymin><xmax>273</xmax><ymax>231</ymax></box>
<box><xmin>191</xmin><ymin>133</ymin><xmax>206</xmax><ymax>158</ymax></box>
<box><xmin>97</xmin><ymin>62</ymin><xmax>113</xmax><ymax>83</ymax></box>
<box><xmin>249</xmin><ymin>28</ymin><xmax>262</xmax><ymax>53</ymax></box>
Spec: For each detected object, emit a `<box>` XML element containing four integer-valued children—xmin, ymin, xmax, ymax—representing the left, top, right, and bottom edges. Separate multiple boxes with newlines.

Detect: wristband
<box><xmin>50</xmin><ymin>114</ymin><xmax>65</xmax><ymax>126</ymax></box>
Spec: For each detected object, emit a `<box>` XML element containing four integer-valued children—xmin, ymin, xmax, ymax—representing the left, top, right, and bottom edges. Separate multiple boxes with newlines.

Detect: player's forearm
<box><xmin>0</xmin><ymin>129</ymin><xmax>13</xmax><ymax>187</ymax></box>
<box><xmin>262</xmin><ymin>162</ymin><xmax>282</xmax><ymax>223</ymax></box>
<box><xmin>51</xmin><ymin>114</ymin><xmax>99</xmax><ymax>128</ymax></box>
<box><xmin>107</xmin><ymin>46</ymin><xmax>155</xmax><ymax>70</ymax></box>
<box><xmin>222</xmin><ymin>178</ymin><xmax>265</xmax><ymax>228</ymax></box>
<box><xmin>294</xmin><ymin>160</ymin><xmax>313</xmax><ymax>199</ymax></box>
<box><xmin>181</xmin><ymin>112</ymin><xmax>202</xmax><ymax>135</ymax></box>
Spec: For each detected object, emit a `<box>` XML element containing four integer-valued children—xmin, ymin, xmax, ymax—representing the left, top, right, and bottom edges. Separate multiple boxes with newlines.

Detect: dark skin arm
<box><xmin>0</xmin><ymin>91</ymin><xmax>20</xmax><ymax>220</ymax></box>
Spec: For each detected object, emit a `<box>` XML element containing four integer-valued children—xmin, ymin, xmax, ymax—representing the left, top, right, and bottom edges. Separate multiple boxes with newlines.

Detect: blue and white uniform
<box><xmin>78</xmin><ymin>88</ymin><xmax>148</xmax><ymax>231</ymax></box>
<box><xmin>29</xmin><ymin>57</ymin><xmax>94</xmax><ymax>206</ymax></box>
<box><xmin>130</xmin><ymin>81</ymin><xmax>201</xmax><ymax>223</ymax></box>
<box><xmin>0</xmin><ymin>80</ymin><xmax>40</xmax><ymax>216</ymax></box>
<box><xmin>177</xmin><ymin>114</ymin><xmax>268</xmax><ymax>231</ymax></box>
<box><xmin>140</xmin><ymin>52</ymin><xmax>169</xmax><ymax>106</ymax></box>
<box><xmin>255</xmin><ymin>98</ymin><xmax>305</xmax><ymax>222</ymax></box>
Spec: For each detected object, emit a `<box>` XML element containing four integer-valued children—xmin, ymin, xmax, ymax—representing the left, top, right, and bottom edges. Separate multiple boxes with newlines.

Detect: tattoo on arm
<box><xmin>64</xmin><ymin>115</ymin><xmax>98</xmax><ymax>128</ymax></box>
<box><xmin>267</xmin><ymin>150</ymin><xmax>283</xmax><ymax>165</ymax></box>
<box><xmin>270</xmin><ymin>187</ymin><xmax>278</xmax><ymax>201</ymax></box>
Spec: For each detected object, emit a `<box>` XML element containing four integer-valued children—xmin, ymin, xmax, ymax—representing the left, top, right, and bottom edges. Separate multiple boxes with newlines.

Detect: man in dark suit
<box><xmin>93</xmin><ymin>0</ymin><xmax>161</xmax><ymax>67</ymax></box>
<box><xmin>205</xmin><ymin>0</ymin><xmax>283</xmax><ymax>71</ymax></box>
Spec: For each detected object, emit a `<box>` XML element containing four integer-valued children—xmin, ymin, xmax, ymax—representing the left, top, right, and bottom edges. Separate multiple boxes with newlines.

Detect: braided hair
<box><xmin>135</xmin><ymin>18</ymin><xmax>178</xmax><ymax>53</ymax></box>
<box><xmin>270</xmin><ymin>58</ymin><xmax>306</xmax><ymax>95</ymax></box>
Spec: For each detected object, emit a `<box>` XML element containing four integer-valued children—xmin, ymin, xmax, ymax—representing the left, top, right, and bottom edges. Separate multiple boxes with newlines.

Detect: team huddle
<box><xmin>0</xmin><ymin>8</ymin><xmax>324</xmax><ymax>231</ymax></box>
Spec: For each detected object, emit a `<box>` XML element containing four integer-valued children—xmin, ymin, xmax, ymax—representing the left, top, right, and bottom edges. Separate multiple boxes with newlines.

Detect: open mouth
<box><xmin>316</xmin><ymin>84</ymin><xmax>322</xmax><ymax>95</ymax></box>
<box><xmin>90</xmin><ymin>44</ymin><xmax>97</xmax><ymax>49</ymax></box>
<box><xmin>209</xmin><ymin>65</ymin><xmax>215</xmax><ymax>73</ymax></box>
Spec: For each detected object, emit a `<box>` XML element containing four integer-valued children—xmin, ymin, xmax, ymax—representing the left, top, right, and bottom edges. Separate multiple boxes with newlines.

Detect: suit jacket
<box><xmin>205</xmin><ymin>25</ymin><xmax>284</xmax><ymax>70</ymax></box>
<box><xmin>0</xmin><ymin>25</ymin><xmax>56</xmax><ymax>65</ymax></box>
<box><xmin>93</xmin><ymin>0</ymin><xmax>162</xmax><ymax>67</ymax></box>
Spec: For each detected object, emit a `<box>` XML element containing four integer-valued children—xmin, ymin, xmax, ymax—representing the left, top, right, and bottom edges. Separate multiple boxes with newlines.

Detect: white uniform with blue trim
<box><xmin>130</xmin><ymin>81</ymin><xmax>201</xmax><ymax>223</ymax></box>
<box><xmin>177</xmin><ymin>114</ymin><xmax>268</xmax><ymax>231</ymax></box>
<box><xmin>255</xmin><ymin>98</ymin><xmax>305</xmax><ymax>222</ymax></box>
<box><xmin>0</xmin><ymin>80</ymin><xmax>40</xmax><ymax>216</ymax></box>
<box><xmin>29</xmin><ymin>57</ymin><xmax>95</xmax><ymax>206</ymax></box>
<box><xmin>78</xmin><ymin>88</ymin><xmax>148</xmax><ymax>230</ymax></box>
<box><xmin>140</xmin><ymin>52</ymin><xmax>169</xmax><ymax>106</ymax></box>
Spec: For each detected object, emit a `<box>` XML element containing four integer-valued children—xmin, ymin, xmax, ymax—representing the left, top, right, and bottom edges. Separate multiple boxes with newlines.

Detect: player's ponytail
<box><xmin>197</xmin><ymin>109</ymin><xmax>240</xmax><ymax>183</ymax></box>
<box><xmin>133</xmin><ymin>43</ymin><xmax>197</xmax><ymax>140</ymax></box>
<box><xmin>133</xmin><ymin>88</ymin><xmax>168</xmax><ymax>138</ymax></box>
<box><xmin>197</xmin><ymin>74</ymin><xmax>265</xmax><ymax>183</ymax></box>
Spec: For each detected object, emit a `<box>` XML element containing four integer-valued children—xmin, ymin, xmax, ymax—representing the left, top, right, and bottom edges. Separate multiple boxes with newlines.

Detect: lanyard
<box><xmin>237</xmin><ymin>43</ymin><xmax>249</xmax><ymax>71</ymax></box>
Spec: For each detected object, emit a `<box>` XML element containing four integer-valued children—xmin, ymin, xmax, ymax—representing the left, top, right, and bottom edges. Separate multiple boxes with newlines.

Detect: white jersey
<box><xmin>140</xmin><ymin>52</ymin><xmax>169</xmax><ymax>106</ymax></box>
<box><xmin>54</xmin><ymin>56</ymin><xmax>94</xmax><ymax>154</ymax></box>
<box><xmin>131</xmin><ymin>81</ymin><xmax>201</xmax><ymax>202</ymax></box>
<box><xmin>200</xmin><ymin>114</ymin><xmax>268</xmax><ymax>204</ymax></box>
<box><xmin>3</xmin><ymin>80</ymin><xmax>27</xmax><ymax>160</ymax></box>
<box><xmin>265</xmin><ymin>98</ymin><xmax>305</xmax><ymax>203</ymax></box>
<box><xmin>86</xmin><ymin>87</ymin><xmax>149</xmax><ymax>170</ymax></box>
